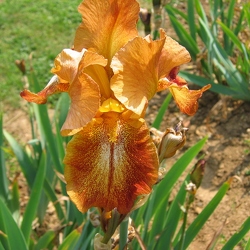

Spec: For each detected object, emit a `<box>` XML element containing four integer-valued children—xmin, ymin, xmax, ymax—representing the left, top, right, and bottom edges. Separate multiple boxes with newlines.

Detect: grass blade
<box><xmin>3</xmin><ymin>130</ymin><xmax>36</xmax><ymax>188</ymax></box>
<box><xmin>221</xmin><ymin>217</ymin><xmax>250</xmax><ymax>250</ymax></box>
<box><xmin>0</xmin><ymin>114</ymin><xmax>9</xmax><ymax>202</ymax></box>
<box><xmin>9</xmin><ymin>180</ymin><xmax>20</xmax><ymax>223</ymax></box>
<box><xmin>166</xmin><ymin>7</ymin><xmax>199</xmax><ymax>59</ymax></box>
<box><xmin>152</xmin><ymin>93</ymin><xmax>172</xmax><ymax>129</ymax></box>
<box><xmin>245</xmin><ymin>236</ymin><xmax>250</xmax><ymax>250</ymax></box>
<box><xmin>58</xmin><ymin>229</ymin><xmax>81</xmax><ymax>250</ymax></box>
<box><xmin>227</xmin><ymin>0</ymin><xmax>236</xmax><ymax>28</ymax></box>
<box><xmin>0</xmin><ymin>199</ymin><xmax>28</xmax><ymax>250</ymax></box>
<box><xmin>34</xmin><ymin>230</ymin><xmax>56</xmax><ymax>250</ymax></box>
<box><xmin>217</xmin><ymin>20</ymin><xmax>244</xmax><ymax>53</ymax></box>
<box><xmin>152</xmin><ymin>175</ymin><xmax>189</xmax><ymax>249</ymax></box>
<box><xmin>179</xmin><ymin>71</ymin><xmax>238</xmax><ymax>97</ymax></box>
<box><xmin>20</xmin><ymin>152</ymin><xmax>46</xmax><ymax>245</ymax></box>
<box><xmin>43</xmin><ymin>179</ymin><xmax>66</xmax><ymax>223</ymax></box>
<box><xmin>187</xmin><ymin>0</ymin><xmax>196</xmax><ymax>43</ymax></box>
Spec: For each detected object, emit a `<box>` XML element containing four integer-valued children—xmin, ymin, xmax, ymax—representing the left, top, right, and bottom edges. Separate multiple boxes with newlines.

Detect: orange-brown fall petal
<box><xmin>64</xmin><ymin>112</ymin><xmax>159</xmax><ymax>214</ymax></box>
<box><xmin>110</xmin><ymin>36</ymin><xmax>165</xmax><ymax>116</ymax></box>
<box><xmin>20</xmin><ymin>76</ymin><xmax>69</xmax><ymax>104</ymax></box>
<box><xmin>74</xmin><ymin>0</ymin><xmax>139</xmax><ymax>63</ymax></box>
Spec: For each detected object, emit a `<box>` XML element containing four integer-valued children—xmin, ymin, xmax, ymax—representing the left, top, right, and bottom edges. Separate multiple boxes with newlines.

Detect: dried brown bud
<box><xmin>15</xmin><ymin>59</ymin><xmax>26</xmax><ymax>75</ymax></box>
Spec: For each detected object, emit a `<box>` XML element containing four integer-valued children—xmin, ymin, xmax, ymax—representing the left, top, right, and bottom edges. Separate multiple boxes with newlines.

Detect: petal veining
<box><xmin>61</xmin><ymin>73</ymin><xmax>100</xmax><ymax>136</ymax></box>
<box><xmin>74</xmin><ymin>0</ymin><xmax>139</xmax><ymax>62</ymax></box>
<box><xmin>167</xmin><ymin>82</ymin><xmax>211</xmax><ymax>115</ymax></box>
<box><xmin>64</xmin><ymin>112</ymin><xmax>159</xmax><ymax>214</ymax></box>
<box><xmin>158</xmin><ymin>29</ymin><xmax>191</xmax><ymax>79</ymax></box>
<box><xmin>52</xmin><ymin>49</ymin><xmax>86</xmax><ymax>83</ymax></box>
<box><xmin>110</xmin><ymin>36</ymin><xmax>165</xmax><ymax>116</ymax></box>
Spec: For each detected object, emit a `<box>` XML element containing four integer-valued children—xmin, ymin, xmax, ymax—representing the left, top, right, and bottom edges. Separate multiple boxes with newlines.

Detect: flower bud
<box><xmin>15</xmin><ymin>59</ymin><xmax>26</xmax><ymax>75</ymax></box>
<box><xmin>151</xmin><ymin>122</ymin><xmax>187</xmax><ymax>163</ymax></box>
<box><xmin>190</xmin><ymin>159</ymin><xmax>206</xmax><ymax>190</ymax></box>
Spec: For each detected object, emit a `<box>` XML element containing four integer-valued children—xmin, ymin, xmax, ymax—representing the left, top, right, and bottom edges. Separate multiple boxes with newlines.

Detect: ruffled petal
<box><xmin>52</xmin><ymin>49</ymin><xmax>85</xmax><ymax>83</ymax></box>
<box><xmin>20</xmin><ymin>49</ymin><xmax>85</xmax><ymax>104</ymax></box>
<box><xmin>20</xmin><ymin>76</ymin><xmax>69</xmax><ymax>104</ymax></box>
<box><xmin>158</xmin><ymin>29</ymin><xmax>191</xmax><ymax>79</ymax></box>
<box><xmin>64</xmin><ymin>112</ymin><xmax>159</xmax><ymax>214</ymax></box>
<box><xmin>166</xmin><ymin>81</ymin><xmax>211</xmax><ymax>115</ymax></box>
<box><xmin>74</xmin><ymin>0</ymin><xmax>139</xmax><ymax>62</ymax></box>
<box><xmin>110</xmin><ymin>36</ymin><xmax>165</xmax><ymax>116</ymax></box>
<box><xmin>61</xmin><ymin>73</ymin><xmax>100</xmax><ymax>136</ymax></box>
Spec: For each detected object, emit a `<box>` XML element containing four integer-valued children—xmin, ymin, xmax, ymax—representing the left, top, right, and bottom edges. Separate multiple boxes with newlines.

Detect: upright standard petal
<box><xmin>110</xmin><ymin>36</ymin><xmax>165</xmax><ymax>116</ymax></box>
<box><xmin>74</xmin><ymin>0</ymin><xmax>139</xmax><ymax>62</ymax></box>
<box><xmin>64</xmin><ymin>112</ymin><xmax>159</xmax><ymax>214</ymax></box>
<box><xmin>78</xmin><ymin>51</ymin><xmax>111</xmax><ymax>99</ymax></box>
<box><xmin>158</xmin><ymin>29</ymin><xmax>191</xmax><ymax>79</ymax></box>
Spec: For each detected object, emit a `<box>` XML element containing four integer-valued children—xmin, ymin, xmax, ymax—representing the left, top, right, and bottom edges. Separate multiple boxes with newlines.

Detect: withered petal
<box><xmin>168</xmin><ymin>83</ymin><xmax>211</xmax><ymax>116</ymax></box>
<box><xmin>20</xmin><ymin>76</ymin><xmax>69</xmax><ymax>104</ymax></box>
<box><xmin>64</xmin><ymin>112</ymin><xmax>159</xmax><ymax>214</ymax></box>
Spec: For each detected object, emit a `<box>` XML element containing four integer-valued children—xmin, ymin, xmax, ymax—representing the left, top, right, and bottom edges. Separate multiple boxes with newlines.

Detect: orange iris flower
<box><xmin>20</xmin><ymin>0</ymin><xmax>210</xmax><ymax>214</ymax></box>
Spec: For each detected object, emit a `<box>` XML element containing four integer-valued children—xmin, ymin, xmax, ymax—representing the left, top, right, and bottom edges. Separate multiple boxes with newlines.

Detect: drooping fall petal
<box><xmin>20</xmin><ymin>76</ymin><xmax>69</xmax><ymax>104</ymax></box>
<box><xmin>110</xmin><ymin>36</ymin><xmax>165</xmax><ymax>116</ymax></box>
<box><xmin>74</xmin><ymin>0</ymin><xmax>139</xmax><ymax>63</ymax></box>
<box><xmin>59</xmin><ymin>50</ymin><xmax>110</xmax><ymax>135</ymax></box>
<box><xmin>161</xmin><ymin>80</ymin><xmax>211</xmax><ymax>115</ymax></box>
<box><xmin>64</xmin><ymin>112</ymin><xmax>159</xmax><ymax>214</ymax></box>
<box><xmin>20</xmin><ymin>49</ymin><xmax>85</xmax><ymax>104</ymax></box>
<box><xmin>61</xmin><ymin>74</ymin><xmax>100</xmax><ymax>136</ymax></box>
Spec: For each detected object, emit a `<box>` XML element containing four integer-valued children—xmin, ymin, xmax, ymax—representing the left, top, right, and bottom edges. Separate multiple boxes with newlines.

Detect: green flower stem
<box><xmin>179</xmin><ymin>194</ymin><xmax>194</xmax><ymax>250</ymax></box>
<box><xmin>119</xmin><ymin>218</ymin><xmax>129</xmax><ymax>249</ymax></box>
<box><xmin>101</xmin><ymin>209</ymin><xmax>121</xmax><ymax>244</ymax></box>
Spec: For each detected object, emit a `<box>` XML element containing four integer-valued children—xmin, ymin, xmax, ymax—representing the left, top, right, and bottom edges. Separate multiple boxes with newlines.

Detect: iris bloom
<box><xmin>20</xmin><ymin>0</ymin><xmax>210</xmax><ymax>214</ymax></box>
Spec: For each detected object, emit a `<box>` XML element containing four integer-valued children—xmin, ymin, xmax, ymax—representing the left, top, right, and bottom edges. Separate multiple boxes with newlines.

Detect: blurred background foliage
<box><xmin>0</xmin><ymin>0</ymin><xmax>82</xmax><ymax>106</ymax></box>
